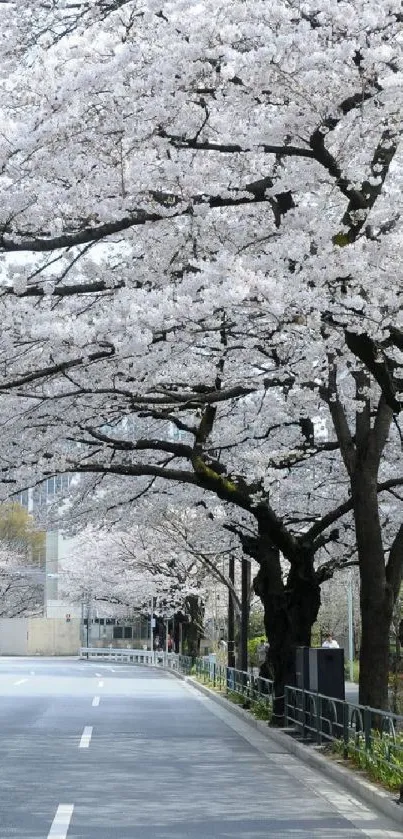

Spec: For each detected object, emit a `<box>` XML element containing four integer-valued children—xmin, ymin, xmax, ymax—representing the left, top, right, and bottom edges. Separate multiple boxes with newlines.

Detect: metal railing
<box><xmin>176</xmin><ymin>657</ymin><xmax>403</xmax><ymax>784</ymax></box>
<box><xmin>284</xmin><ymin>684</ymin><xmax>403</xmax><ymax>783</ymax></box>
<box><xmin>80</xmin><ymin>646</ymin><xmax>155</xmax><ymax>665</ymax></box>
<box><xmin>155</xmin><ymin>652</ymin><xmax>193</xmax><ymax>672</ymax></box>
<box><xmin>193</xmin><ymin>658</ymin><xmax>274</xmax><ymax>716</ymax></box>
<box><xmin>80</xmin><ymin>647</ymin><xmax>193</xmax><ymax>672</ymax></box>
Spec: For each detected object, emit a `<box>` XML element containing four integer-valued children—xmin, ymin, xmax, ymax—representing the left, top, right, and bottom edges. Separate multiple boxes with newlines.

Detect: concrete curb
<box><xmin>168</xmin><ymin>668</ymin><xmax>403</xmax><ymax>828</ymax></box>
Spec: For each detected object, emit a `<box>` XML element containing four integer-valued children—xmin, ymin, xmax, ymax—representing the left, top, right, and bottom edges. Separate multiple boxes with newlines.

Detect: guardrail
<box><xmin>80</xmin><ymin>647</ymin><xmax>155</xmax><ymax>665</ymax></box>
<box><xmin>79</xmin><ymin>647</ymin><xmax>193</xmax><ymax>672</ymax></box>
<box><xmin>155</xmin><ymin>652</ymin><xmax>193</xmax><ymax>671</ymax></box>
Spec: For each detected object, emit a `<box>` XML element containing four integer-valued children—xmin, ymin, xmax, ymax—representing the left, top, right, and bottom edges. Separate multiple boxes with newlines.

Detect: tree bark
<box><xmin>179</xmin><ymin>596</ymin><xmax>204</xmax><ymax>657</ymax></box>
<box><xmin>253</xmin><ymin>529</ymin><xmax>320</xmax><ymax>725</ymax></box>
<box><xmin>352</xmin><ymin>466</ymin><xmax>394</xmax><ymax>710</ymax></box>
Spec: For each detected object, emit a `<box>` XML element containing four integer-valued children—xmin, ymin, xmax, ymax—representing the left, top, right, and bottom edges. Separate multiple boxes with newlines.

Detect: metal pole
<box><xmin>347</xmin><ymin>571</ymin><xmax>354</xmax><ymax>682</ymax></box>
<box><xmin>86</xmin><ymin>599</ymin><xmax>90</xmax><ymax>659</ymax></box>
<box><xmin>228</xmin><ymin>556</ymin><xmax>235</xmax><ymax>669</ymax></box>
<box><xmin>150</xmin><ymin>596</ymin><xmax>154</xmax><ymax>653</ymax></box>
<box><xmin>240</xmin><ymin>557</ymin><xmax>250</xmax><ymax>672</ymax></box>
<box><xmin>80</xmin><ymin>599</ymin><xmax>84</xmax><ymax>649</ymax></box>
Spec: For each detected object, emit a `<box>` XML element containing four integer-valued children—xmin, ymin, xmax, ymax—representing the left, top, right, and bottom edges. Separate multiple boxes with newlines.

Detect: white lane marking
<box><xmin>92</xmin><ymin>696</ymin><xmax>100</xmax><ymax>707</ymax></box>
<box><xmin>14</xmin><ymin>678</ymin><xmax>28</xmax><ymax>686</ymax></box>
<box><xmin>47</xmin><ymin>803</ymin><xmax>74</xmax><ymax>839</ymax></box>
<box><xmin>95</xmin><ymin>672</ymin><xmax>102</xmax><ymax>677</ymax></box>
<box><xmin>108</xmin><ymin>667</ymin><xmax>115</xmax><ymax>672</ymax></box>
<box><xmin>79</xmin><ymin>726</ymin><xmax>93</xmax><ymax>748</ymax></box>
<box><xmin>30</xmin><ymin>670</ymin><xmax>35</xmax><ymax>675</ymax></box>
<box><xmin>98</xmin><ymin>680</ymin><xmax>104</xmax><ymax>687</ymax></box>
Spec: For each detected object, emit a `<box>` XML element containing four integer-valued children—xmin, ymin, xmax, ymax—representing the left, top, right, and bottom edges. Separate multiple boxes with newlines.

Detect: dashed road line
<box><xmin>92</xmin><ymin>696</ymin><xmax>100</xmax><ymax>707</ymax></box>
<box><xmin>14</xmin><ymin>678</ymin><xmax>28</xmax><ymax>686</ymax></box>
<box><xmin>79</xmin><ymin>726</ymin><xmax>93</xmax><ymax>748</ymax></box>
<box><xmin>95</xmin><ymin>672</ymin><xmax>102</xmax><ymax>677</ymax></box>
<box><xmin>47</xmin><ymin>804</ymin><xmax>74</xmax><ymax>838</ymax></box>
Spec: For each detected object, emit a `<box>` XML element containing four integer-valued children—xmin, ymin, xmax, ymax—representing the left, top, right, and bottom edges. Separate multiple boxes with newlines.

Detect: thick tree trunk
<box><xmin>359</xmin><ymin>602</ymin><xmax>392</xmax><ymax>710</ymax></box>
<box><xmin>253</xmin><ymin>530</ymin><xmax>320</xmax><ymax>725</ymax></box>
<box><xmin>352</xmin><ymin>467</ymin><xmax>394</xmax><ymax>710</ymax></box>
<box><xmin>178</xmin><ymin>596</ymin><xmax>204</xmax><ymax>657</ymax></box>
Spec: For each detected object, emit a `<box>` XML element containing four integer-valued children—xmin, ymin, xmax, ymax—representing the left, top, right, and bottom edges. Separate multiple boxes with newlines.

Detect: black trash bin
<box><xmin>295</xmin><ymin>646</ymin><xmax>310</xmax><ymax>690</ymax></box>
<box><xmin>309</xmin><ymin>647</ymin><xmax>345</xmax><ymax>700</ymax></box>
<box><xmin>309</xmin><ymin>647</ymin><xmax>345</xmax><ymax>738</ymax></box>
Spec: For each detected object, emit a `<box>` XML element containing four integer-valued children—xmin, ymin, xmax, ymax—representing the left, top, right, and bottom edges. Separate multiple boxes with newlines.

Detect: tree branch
<box><xmin>324</xmin><ymin>358</ymin><xmax>356</xmax><ymax>474</ymax></box>
<box><xmin>0</xmin><ymin>344</ymin><xmax>115</xmax><ymax>392</ymax></box>
<box><xmin>373</xmin><ymin>395</ymin><xmax>394</xmax><ymax>458</ymax></box>
<box><xmin>306</xmin><ymin>477</ymin><xmax>403</xmax><ymax>541</ymax></box>
<box><xmin>83</xmin><ymin>428</ymin><xmax>194</xmax><ymax>459</ymax></box>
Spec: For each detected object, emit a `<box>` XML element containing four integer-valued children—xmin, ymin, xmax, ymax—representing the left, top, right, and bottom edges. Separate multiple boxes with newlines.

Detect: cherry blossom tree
<box><xmin>59</xmin><ymin>517</ymin><xmax>213</xmax><ymax>620</ymax></box>
<box><xmin>0</xmin><ymin>544</ymin><xmax>43</xmax><ymax>617</ymax></box>
<box><xmin>0</xmin><ymin>0</ymin><xmax>401</xmax><ymax>712</ymax></box>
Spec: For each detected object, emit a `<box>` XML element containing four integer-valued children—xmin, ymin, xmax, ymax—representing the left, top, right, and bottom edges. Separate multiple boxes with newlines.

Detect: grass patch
<box><xmin>191</xmin><ymin>674</ymin><xmax>272</xmax><ymax>721</ymax></box>
<box><xmin>332</xmin><ymin>731</ymin><xmax>403</xmax><ymax>791</ymax></box>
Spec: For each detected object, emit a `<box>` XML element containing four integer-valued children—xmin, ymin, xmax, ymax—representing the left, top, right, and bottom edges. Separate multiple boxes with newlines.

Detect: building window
<box><xmin>124</xmin><ymin>626</ymin><xmax>132</xmax><ymax>639</ymax></box>
<box><xmin>113</xmin><ymin>626</ymin><xmax>123</xmax><ymax>640</ymax></box>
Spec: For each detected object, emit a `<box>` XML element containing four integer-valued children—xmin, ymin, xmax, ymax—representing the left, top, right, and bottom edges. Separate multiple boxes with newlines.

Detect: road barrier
<box><xmin>79</xmin><ymin>647</ymin><xmax>193</xmax><ymax>671</ymax></box>
<box><xmin>80</xmin><ymin>646</ymin><xmax>155</xmax><ymax>665</ymax></box>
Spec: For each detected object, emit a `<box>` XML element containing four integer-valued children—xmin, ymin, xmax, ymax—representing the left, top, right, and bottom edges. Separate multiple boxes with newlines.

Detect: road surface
<box><xmin>0</xmin><ymin>657</ymin><xmax>400</xmax><ymax>838</ymax></box>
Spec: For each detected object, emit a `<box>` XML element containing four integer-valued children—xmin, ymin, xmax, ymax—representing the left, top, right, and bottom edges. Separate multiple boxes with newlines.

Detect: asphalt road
<box><xmin>0</xmin><ymin>657</ymin><xmax>400</xmax><ymax>838</ymax></box>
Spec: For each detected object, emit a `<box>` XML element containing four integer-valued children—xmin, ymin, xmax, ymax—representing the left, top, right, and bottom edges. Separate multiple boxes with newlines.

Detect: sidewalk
<box><xmin>173</xmin><ymin>671</ymin><xmax>403</xmax><ymax>830</ymax></box>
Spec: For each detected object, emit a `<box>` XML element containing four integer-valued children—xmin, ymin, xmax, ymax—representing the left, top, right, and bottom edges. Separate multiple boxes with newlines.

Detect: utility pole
<box><xmin>227</xmin><ymin>556</ymin><xmax>235</xmax><ymax>668</ymax></box>
<box><xmin>149</xmin><ymin>595</ymin><xmax>154</xmax><ymax>654</ymax></box>
<box><xmin>240</xmin><ymin>557</ymin><xmax>250</xmax><ymax>672</ymax></box>
<box><xmin>347</xmin><ymin>571</ymin><xmax>354</xmax><ymax>682</ymax></box>
<box><xmin>86</xmin><ymin>598</ymin><xmax>90</xmax><ymax>659</ymax></box>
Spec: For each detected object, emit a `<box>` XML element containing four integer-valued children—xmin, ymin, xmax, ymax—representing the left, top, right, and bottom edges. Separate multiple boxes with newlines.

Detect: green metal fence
<box><xmin>192</xmin><ymin>658</ymin><xmax>273</xmax><ymax>716</ymax></box>
<box><xmin>284</xmin><ymin>683</ymin><xmax>403</xmax><ymax>784</ymax></box>
<box><xmin>175</xmin><ymin>656</ymin><xmax>403</xmax><ymax>786</ymax></box>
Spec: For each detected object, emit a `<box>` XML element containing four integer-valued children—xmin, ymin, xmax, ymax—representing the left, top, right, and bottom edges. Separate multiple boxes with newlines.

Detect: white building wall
<box><xmin>0</xmin><ymin>617</ymin><xmax>80</xmax><ymax>655</ymax></box>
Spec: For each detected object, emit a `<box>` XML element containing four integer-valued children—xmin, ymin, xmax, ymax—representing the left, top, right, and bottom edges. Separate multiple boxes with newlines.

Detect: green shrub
<box><xmin>248</xmin><ymin>635</ymin><xmax>267</xmax><ymax>668</ymax></box>
<box><xmin>250</xmin><ymin>698</ymin><xmax>272</xmax><ymax>721</ymax></box>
